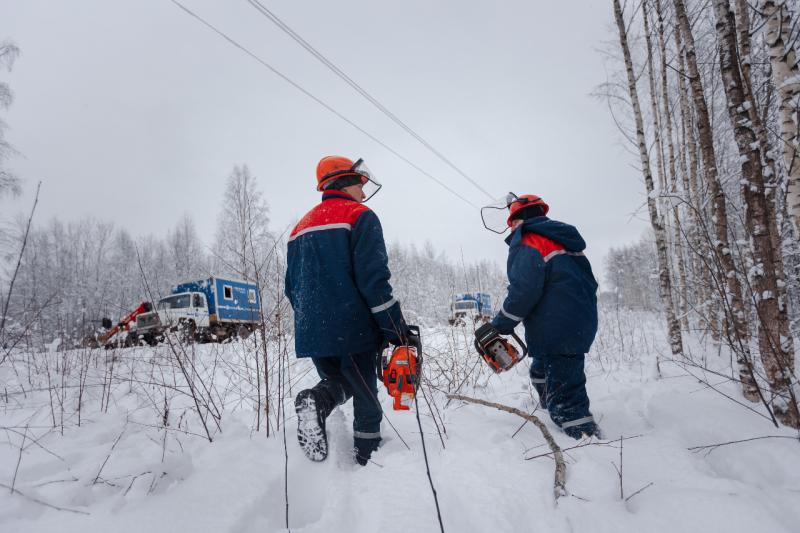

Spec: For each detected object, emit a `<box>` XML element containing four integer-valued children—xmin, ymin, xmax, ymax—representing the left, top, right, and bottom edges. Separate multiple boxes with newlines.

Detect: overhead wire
<box><xmin>245</xmin><ymin>0</ymin><xmax>494</xmax><ymax>201</ymax></box>
<box><xmin>167</xmin><ymin>0</ymin><xmax>479</xmax><ymax>209</ymax></box>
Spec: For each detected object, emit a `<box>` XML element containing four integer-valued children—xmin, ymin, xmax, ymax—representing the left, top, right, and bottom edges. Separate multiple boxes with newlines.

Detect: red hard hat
<box><xmin>507</xmin><ymin>194</ymin><xmax>549</xmax><ymax>226</ymax></box>
<box><xmin>316</xmin><ymin>155</ymin><xmax>357</xmax><ymax>191</ymax></box>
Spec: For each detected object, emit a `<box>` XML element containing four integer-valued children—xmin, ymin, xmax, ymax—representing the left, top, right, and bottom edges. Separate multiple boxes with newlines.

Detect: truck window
<box><xmin>223</xmin><ymin>285</ymin><xmax>233</xmax><ymax>300</ymax></box>
<box><xmin>193</xmin><ymin>294</ymin><xmax>205</xmax><ymax>308</ymax></box>
<box><xmin>157</xmin><ymin>294</ymin><xmax>191</xmax><ymax>310</ymax></box>
<box><xmin>248</xmin><ymin>289</ymin><xmax>257</xmax><ymax>304</ymax></box>
<box><xmin>454</xmin><ymin>302</ymin><xmax>477</xmax><ymax>311</ymax></box>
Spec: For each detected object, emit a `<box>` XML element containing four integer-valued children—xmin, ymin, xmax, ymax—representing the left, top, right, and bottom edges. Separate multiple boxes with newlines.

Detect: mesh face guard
<box><xmin>480</xmin><ymin>192</ymin><xmax>519</xmax><ymax>234</ymax></box>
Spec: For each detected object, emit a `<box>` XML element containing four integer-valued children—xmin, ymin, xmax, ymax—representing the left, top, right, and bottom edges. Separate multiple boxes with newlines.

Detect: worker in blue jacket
<box><xmin>285</xmin><ymin>155</ymin><xmax>412</xmax><ymax>465</ymax></box>
<box><xmin>484</xmin><ymin>194</ymin><xmax>600</xmax><ymax>439</ymax></box>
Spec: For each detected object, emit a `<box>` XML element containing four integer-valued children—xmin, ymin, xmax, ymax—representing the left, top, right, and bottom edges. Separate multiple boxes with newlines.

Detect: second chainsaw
<box><xmin>474</xmin><ymin>322</ymin><xmax>528</xmax><ymax>373</ymax></box>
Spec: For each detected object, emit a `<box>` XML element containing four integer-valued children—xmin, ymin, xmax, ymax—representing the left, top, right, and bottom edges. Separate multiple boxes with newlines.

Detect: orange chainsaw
<box><xmin>381</xmin><ymin>325</ymin><xmax>422</xmax><ymax>411</ymax></box>
<box><xmin>474</xmin><ymin>323</ymin><xmax>528</xmax><ymax>373</ymax></box>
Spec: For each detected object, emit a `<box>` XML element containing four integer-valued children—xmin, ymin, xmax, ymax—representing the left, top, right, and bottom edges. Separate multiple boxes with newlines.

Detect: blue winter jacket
<box><xmin>491</xmin><ymin>217</ymin><xmax>598</xmax><ymax>356</ymax></box>
<box><xmin>285</xmin><ymin>192</ymin><xmax>406</xmax><ymax>358</ymax></box>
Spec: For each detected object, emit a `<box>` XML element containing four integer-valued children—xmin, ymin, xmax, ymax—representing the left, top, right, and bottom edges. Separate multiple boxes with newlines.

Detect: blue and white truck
<box><xmin>133</xmin><ymin>277</ymin><xmax>262</xmax><ymax>344</ymax></box>
<box><xmin>448</xmin><ymin>292</ymin><xmax>493</xmax><ymax>325</ymax></box>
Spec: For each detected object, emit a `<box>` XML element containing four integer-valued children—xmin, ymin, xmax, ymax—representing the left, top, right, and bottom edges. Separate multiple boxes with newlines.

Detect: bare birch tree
<box><xmin>213</xmin><ymin>165</ymin><xmax>274</xmax><ymax>282</ymax></box>
<box><xmin>712</xmin><ymin>0</ymin><xmax>800</xmax><ymax>427</ymax></box>
<box><xmin>613</xmin><ymin>0</ymin><xmax>684</xmax><ymax>359</ymax></box>
<box><xmin>653</xmin><ymin>0</ymin><xmax>691</xmax><ymax>329</ymax></box>
<box><xmin>673</xmin><ymin>0</ymin><xmax>760</xmax><ymax>400</ymax></box>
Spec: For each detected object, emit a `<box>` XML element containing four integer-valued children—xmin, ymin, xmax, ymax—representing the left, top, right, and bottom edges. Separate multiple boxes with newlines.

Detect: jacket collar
<box><xmin>505</xmin><ymin>216</ymin><xmax>550</xmax><ymax>246</ymax></box>
<box><xmin>322</xmin><ymin>191</ymin><xmax>357</xmax><ymax>202</ymax></box>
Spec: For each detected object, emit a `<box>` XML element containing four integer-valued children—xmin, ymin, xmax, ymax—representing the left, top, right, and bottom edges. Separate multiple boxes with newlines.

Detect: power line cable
<box><xmin>245</xmin><ymin>0</ymin><xmax>494</xmax><ymax>201</ymax></box>
<box><xmin>168</xmin><ymin>0</ymin><xmax>479</xmax><ymax>208</ymax></box>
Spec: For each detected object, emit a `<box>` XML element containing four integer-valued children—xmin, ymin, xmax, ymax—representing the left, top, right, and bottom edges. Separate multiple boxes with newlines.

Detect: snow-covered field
<box><xmin>2</xmin><ymin>310</ymin><xmax>799</xmax><ymax>533</ymax></box>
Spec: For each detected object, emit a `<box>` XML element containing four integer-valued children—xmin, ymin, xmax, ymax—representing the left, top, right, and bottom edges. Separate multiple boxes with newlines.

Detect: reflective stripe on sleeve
<box><xmin>353</xmin><ymin>430</ymin><xmax>381</xmax><ymax>439</ymax></box>
<box><xmin>370</xmin><ymin>297</ymin><xmax>397</xmax><ymax>314</ymax></box>
<box><xmin>530</xmin><ymin>378</ymin><xmax>546</xmax><ymax>384</ymax></box>
<box><xmin>542</xmin><ymin>249</ymin><xmax>585</xmax><ymax>262</ymax></box>
<box><xmin>560</xmin><ymin>415</ymin><xmax>594</xmax><ymax>429</ymax></box>
<box><xmin>500</xmin><ymin>306</ymin><xmax>524</xmax><ymax>322</ymax></box>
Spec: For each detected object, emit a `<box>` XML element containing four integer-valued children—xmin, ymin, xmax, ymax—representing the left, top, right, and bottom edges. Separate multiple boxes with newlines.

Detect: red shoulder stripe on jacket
<box><xmin>521</xmin><ymin>232</ymin><xmax>564</xmax><ymax>262</ymax></box>
<box><xmin>290</xmin><ymin>198</ymin><xmax>370</xmax><ymax>240</ymax></box>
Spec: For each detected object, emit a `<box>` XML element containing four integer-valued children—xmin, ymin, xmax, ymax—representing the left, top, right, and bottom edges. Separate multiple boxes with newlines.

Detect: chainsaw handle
<box><xmin>401</xmin><ymin>324</ymin><xmax>422</xmax><ymax>359</ymax></box>
<box><xmin>510</xmin><ymin>331</ymin><xmax>528</xmax><ymax>357</ymax></box>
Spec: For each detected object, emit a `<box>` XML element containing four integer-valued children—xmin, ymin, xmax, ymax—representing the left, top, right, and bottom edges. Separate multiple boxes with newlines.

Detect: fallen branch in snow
<box><xmin>446</xmin><ymin>394</ymin><xmax>566</xmax><ymax>500</ymax></box>
<box><xmin>0</xmin><ymin>482</ymin><xmax>89</xmax><ymax>515</ymax></box>
<box><xmin>524</xmin><ymin>434</ymin><xmax>643</xmax><ymax>460</ymax></box>
<box><xmin>687</xmin><ymin>435</ymin><xmax>799</xmax><ymax>455</ymax></box>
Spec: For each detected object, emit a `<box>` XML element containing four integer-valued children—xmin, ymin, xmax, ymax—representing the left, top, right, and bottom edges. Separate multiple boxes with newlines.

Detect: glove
<box><xmin>405</xmin><ymin>329</ymin><xmax>422</xmax><ymax>355</ymax></box>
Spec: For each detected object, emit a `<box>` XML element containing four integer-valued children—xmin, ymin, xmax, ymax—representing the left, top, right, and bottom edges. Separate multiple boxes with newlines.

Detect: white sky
<box><xmin>1</xmin><ymin>0</ymin><xmax>649</xmax><ymax>282</ymax></box>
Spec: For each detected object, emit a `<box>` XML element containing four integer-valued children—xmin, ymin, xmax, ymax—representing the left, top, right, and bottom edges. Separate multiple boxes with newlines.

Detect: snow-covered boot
<box><xmin>562</xmin><ymin>418</ymin><xmax>602</xmax><ymax>440</ymax></box>
<box><xmin>353</xmin><ymin>437</ymin><xmax>381</xmax><ymax>466</ymax></box>
<box><xmin>295</xmin><ymin>389</ymin><xmax>330</xmax><ymax>462</ymax></box>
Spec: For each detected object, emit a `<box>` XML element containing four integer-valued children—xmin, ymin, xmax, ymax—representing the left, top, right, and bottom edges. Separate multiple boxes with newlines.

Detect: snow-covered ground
<box><xmin>2</xmin><ymin>310</ymin><xmax>799</xmax><ymax>533</ymax></box>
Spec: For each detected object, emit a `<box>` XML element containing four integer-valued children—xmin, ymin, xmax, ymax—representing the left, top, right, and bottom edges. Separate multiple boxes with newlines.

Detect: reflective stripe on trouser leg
<box><xmin>353</xmin><ymin>430</ymin><xmax>381</xmax><ymax>439</ymax></box>
<box><xmin>560</xmin><ymin>415</ymin><xmax>594</xmax><ymax>429</ymax></box>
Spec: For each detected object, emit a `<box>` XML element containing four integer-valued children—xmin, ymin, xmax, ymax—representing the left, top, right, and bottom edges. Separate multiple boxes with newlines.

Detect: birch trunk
<box><xmin>655</xmin><ymin>0</ymin><xmax>690</xmax><ymax>330</ymax></box>
<box><xmin>673</xmin><ymin>0</ymin><xmax>759</xmax><ymax>400</ymax></box>
<box><xmin>674</xmin><ymin>24</ymin><xmax>715</xmax><ymax>335</ymax></box>
<box><xmin>712</xmin><ymin>0</ymin><xmax>799</xmax><ymax>427</ymax></box>
<box><xmin>614</xmin><ymin>0</ymin><xmax>684</xmax><ymax>358</ymax></box>
<box><xmin>762</xmin><ymin>0</ymin><xmax>800</xmax><ymax>239</ymax></box>
<box><xmin>736</xmin><ymin>0</ymin><xmax>796</xmax><ymax>380</ymax></box>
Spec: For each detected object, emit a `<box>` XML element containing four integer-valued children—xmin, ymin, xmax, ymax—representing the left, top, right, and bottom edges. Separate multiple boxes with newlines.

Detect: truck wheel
<box><xmin>196</xmin><ymin>328</ymin><xmax>211</xmax><ymax>344</ymax></box>
<box><xmin>124</xmin><ymin>332</ymin><xmax>138</xmax><ymax>348</ymax></box>
<box><xmin>178</xmin><ymin>320</ymin><xmax>197</xmax><ymax>344</ymax></box>
<box><xmin>237</xmin><ymin>325</ymin><xmax>252</xmax><ymax>340</ymax></box>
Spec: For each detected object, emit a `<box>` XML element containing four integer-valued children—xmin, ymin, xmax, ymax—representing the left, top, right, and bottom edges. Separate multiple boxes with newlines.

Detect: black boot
<box><xmin>353</xmin><ymin>437</ymin><xmax>381</xmax><ymax>466</ymax></box>
<box><xmin>295</xmin><ymin>389</ymin><xmax>330</xmax><ymax>462</ymax></box>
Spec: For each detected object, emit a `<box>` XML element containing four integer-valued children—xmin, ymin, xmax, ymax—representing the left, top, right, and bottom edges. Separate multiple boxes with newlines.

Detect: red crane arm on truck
<box><xmin>99</xmin><ymin>301</ymin><xmax>152</xmax><ymax>345</ymax></box>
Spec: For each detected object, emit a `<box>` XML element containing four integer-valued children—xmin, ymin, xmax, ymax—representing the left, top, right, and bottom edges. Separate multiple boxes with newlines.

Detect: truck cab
<box><xmin>448</xmin><ymin>292</ymin><xmax>493</xmax><ymax>326</ymax></box>
<box><xmin>134</xmin><ymin>292</ymin><xmax>209</xmax><ymax>343</ymax></box>
<box><xmin>155</xmin><ymin>292</ymin><xmax>210</xmax><ymax>328</ymax></box>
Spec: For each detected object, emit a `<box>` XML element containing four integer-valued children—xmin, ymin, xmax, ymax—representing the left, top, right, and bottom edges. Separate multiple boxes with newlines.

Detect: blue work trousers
<box><xmin>311</xmin><ymin>350</ymin><xmax>382</xmax><ymax>445</ymax></box>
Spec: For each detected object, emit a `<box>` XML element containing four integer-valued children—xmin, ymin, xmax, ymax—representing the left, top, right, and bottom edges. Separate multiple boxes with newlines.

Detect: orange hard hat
<box><xmin>316</xmin><ymin>155</ymin><xmax>359</xmax><ymax>191</ymax></box>
<box><xmin>507</xmin><ymin>194</ymin><xmax>549</xmax><ymax>226</ymax></box>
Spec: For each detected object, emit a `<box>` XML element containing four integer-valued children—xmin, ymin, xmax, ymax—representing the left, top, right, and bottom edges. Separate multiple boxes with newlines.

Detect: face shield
<box><xmin>351</xmin><ymin>158</ymin><xmax>382</xmax><ymax>202</ymax></box>
<box><xmin>480</xmin><ymin>192</ymin><xmax>518</xmax><ymax>234</ymax></box>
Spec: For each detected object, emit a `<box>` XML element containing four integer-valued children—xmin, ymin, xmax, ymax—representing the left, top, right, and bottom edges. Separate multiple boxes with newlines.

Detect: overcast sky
<box><xmin>1</xmin><ymin>0</ymin><xmax>649</xmax><ymax>283</ymax></box>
